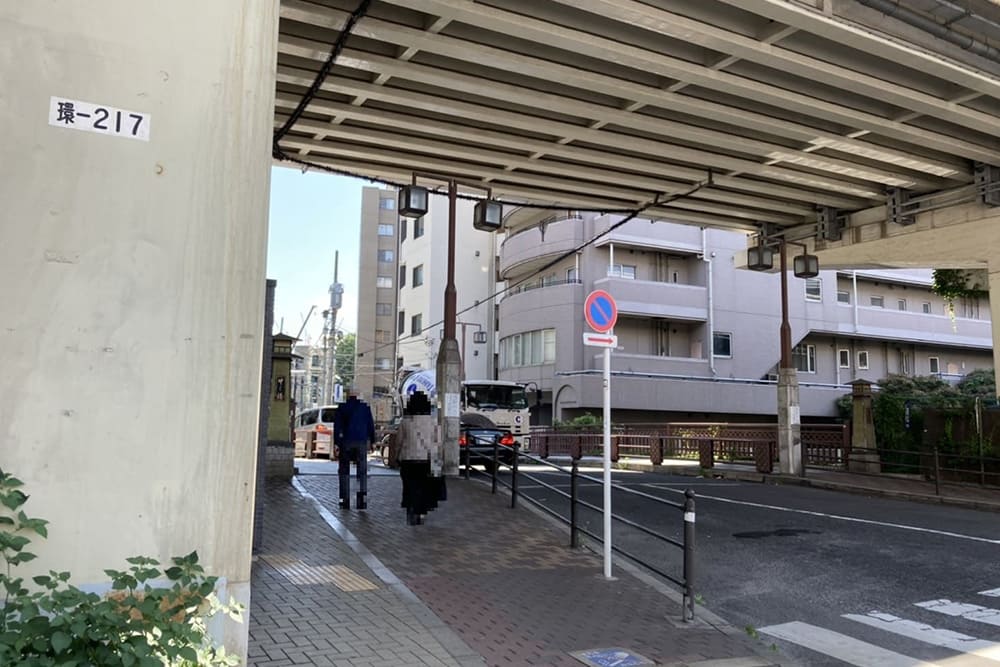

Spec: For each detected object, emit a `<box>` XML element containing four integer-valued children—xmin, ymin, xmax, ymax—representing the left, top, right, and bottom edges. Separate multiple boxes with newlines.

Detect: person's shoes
<box><xmin>356</xmin><ymin>492</ymin><xmax>367</xmax><ymax>510</ymax></box>
<box><xmin>339</xmin><ymin>498</ymin><xmax>350</xmax><ymax>510</ymax></box>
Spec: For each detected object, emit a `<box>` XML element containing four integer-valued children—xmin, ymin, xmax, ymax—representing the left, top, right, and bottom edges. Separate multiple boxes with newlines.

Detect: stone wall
<box><xmin>265</xmin><ymin>440</ymin><xmax>295</xmax><ymax>480</ymax></box>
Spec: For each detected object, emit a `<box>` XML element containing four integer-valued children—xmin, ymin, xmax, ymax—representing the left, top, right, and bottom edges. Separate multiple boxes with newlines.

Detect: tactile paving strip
<box><xmin>261</xmin><ymin>553</ymin><xmax>379</xmax><ymax>591</ymax></box>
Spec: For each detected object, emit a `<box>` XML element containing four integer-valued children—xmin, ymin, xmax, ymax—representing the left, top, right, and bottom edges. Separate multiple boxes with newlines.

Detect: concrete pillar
<box><xmin>0</xmin><ymin>2</ymin><xmax>278</xmax><ymax>659</ymax></box>
<box><xmin>777</xmin><ymin>368</ymin><xmax>804</xmax><ymax>475</ymax></box>
<box><xmin>989</xmin><ymin>268</ymin><xmax>1000</xmax><ymax>400</ymax></box>
<box><xmin>437</xmin><ymin>339</ymin><xmax>462</xmax><ymax>475</ymax></box>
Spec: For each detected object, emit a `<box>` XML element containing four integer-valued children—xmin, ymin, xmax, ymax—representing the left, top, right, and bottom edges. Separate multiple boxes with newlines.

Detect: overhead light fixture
<box><xmin>747</xmin><ymin>244</ymin><xmax>774</xmax><ymax>271</ymax></box>
<box><xmin>398</xmin><ymin>184</ymin><xmax>428</xmax><ymax>218</ymax></box>
<box><xmin>793</xmin><ymin>252</ymin><xmax>820</xmax><ymax>279</ymax></box>
<box><xmin>473</xmin><ymin>199</ymin><xmax>503</xmax><ymax>232</ymax></box>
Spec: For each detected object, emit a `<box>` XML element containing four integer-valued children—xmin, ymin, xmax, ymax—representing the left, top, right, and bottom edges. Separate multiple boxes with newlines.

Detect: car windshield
<box><xmin>464</xmin><ymin>384</ymin><xmax>527</xmax><ymax>409</ymax></box>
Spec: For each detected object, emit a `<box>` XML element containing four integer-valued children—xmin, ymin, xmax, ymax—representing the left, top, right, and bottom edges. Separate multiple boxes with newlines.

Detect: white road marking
<box><xmin>759</xmin><ymin>621</ymin><xmax>942</xmax><ymax>666</ymax></box>
<box><xmin>641</xmin><ymin>484</ymin><xmax>1000</xmax><ymax>544</ymax></box>
<box><xmin>845</xmin><ymin>611</ymin><xmax>1000</xmax><ymax>661</ymax></box>
<box><xmin>982</xmin><ymin>589</ymin><xmax>1000</xmax><ymax>598</ymax></box>
<box><xmin>916</xmin><ymin>600</ymin><xmax>1000</xmax><ymax>627</ymax></box>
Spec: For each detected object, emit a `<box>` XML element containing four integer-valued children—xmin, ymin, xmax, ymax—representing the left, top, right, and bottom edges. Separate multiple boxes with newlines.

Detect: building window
<box><xmin>379</xmin><ymin>197</ymin><xmax>395</xmax><ymax>210</ymax></box>
<box><xmin>400</xmin><ymin>218</ymin><xmax>407</xmax><ymax>241</ymax></box>
<box><xmin>398</xmin><ymin>311</ymin><xmax>405</xmax><ymax>335</ymax></box>
<box><xmin>377</xmin><ymin>223</ymin><xmax>394</xmax><ymax>236</ymax></box>
<box><xmin>413</xmin><ymin>217</ymin><xmax>424</xmax><ymax>238</ymax></box>
<box><xmin>378</xmin><ymin>249</ymin><xmax>394</xmax><ymax>263</ymax></box>
<box><xmin>376</xmin><ymin>302</ymin><xmax>392</xmax><ymax>316</ymax></box>
<box><xmin>922</xmin><ymin>301</ymin><xmax>932</xmax><ymax>314</ymax></box>
<box><xmin>792</xmin><ymin>343</ymin><xmax>816</xmax><ymax>373</ymax></box>
<box><xmin>499</xmin><ymin>329</ymin><xmax>556</xmax><ymax>368</ymax></box>
<box><xmin>897</xmin><ymin>298</ymin><xmax>907</xmax><ymax>311</ymax></box>
<box><xmin>961</xmin><ymin>297</ymin><xmax>980</xmax><ymax>319</ymax></box>
<box><xmin>376</xmin><ymin>276</ymin><xmax>392</xmax><ymax>289</ymax></box>
<box><xmin>311</xmin><ymin>354</ymin><xmax>322</xmax><ymax>368</ymax></box>
<box><xmin>375</xmin><ymin>329</ymin><xmax>391</xmax><ymax>343</ymax></box>
<box><xmin>413</xmin><ymin>264</ymin><xmax>424</xmax><ymax>287</ymax></box>
<box><xmin>608</xmin><ymin>264</ymin><xmax>636</xmax><ymax>279</ymax></box>
<box><xmin>399</xmin><ymin>264</ymin><xmax>406</xmax><ymax>288</ymax></box>
<box><xmin>837</xmin><ymin>290</ymin><xmax>850</xmax><ymax>304</ymax></box>
<box><xmin>870</xmin><ymin>295</ymin><xmax>884</xmax><ymax>308</ymax></box>
<box><xmin>411</xmin><ymin>313</ymin><xmax>422</xmax><ymax>335</ymax></box>
<box><xmin>838</xmin><ymin>349</ymin><xmax>850</xmax><ymax>368</ymax></box>
<box><xmin>712</xmin><ymin>332</ymin><xmax>732</xmax><ymax>358</ymax></box>
<box><xmin>566</xmin><ymin>267</ymin><xmax>578</xmax><ymax>282</ymax></box>
<box><xmin>805</xmin><ymin>278</ymin><xmax>821</xmax><ymax>301</ymax></box>
<box><xmin>857</xmin><ymin>350</ymin><xmax>870</xmax><ymax>370</ymax></box>
<box><xmin>929</xmin><ymin>357</ymin><xmax>940</xmax><ymax>374</ymax></box>
<box><xmin>376</xmin><ymin>357</ymin><xmax>392</xmax><ymax>370</ymax></box>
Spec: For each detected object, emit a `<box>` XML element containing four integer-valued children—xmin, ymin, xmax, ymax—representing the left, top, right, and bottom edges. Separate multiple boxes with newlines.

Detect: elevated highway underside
<box><xmin>275</xmin><ymin>0</ymin><xmax>1000</xmax><ymax>251</ymax></box>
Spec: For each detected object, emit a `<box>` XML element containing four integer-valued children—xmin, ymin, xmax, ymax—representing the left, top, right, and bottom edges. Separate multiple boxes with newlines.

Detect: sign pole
<box><xmin>583</xmin><ymin>289</ymin><xmax>618</xmax><ymax>581</ymax></box>
<box><xmin>602</xmin><ymin>336</ymin><xmax>612</xmax><ymax>579</ymax></box>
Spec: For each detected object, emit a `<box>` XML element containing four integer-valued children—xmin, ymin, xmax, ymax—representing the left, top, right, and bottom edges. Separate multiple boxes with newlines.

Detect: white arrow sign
<box><xmin>583</xmin><ymin>332</ymin><xmax>618</xmax><ymax>348</ymax></box>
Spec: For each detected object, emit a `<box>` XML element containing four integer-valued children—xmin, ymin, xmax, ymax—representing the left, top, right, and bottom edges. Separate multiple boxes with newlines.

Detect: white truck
<box><xmin>397</xmin><ymin>368</ymin><xmax>532</xmax><ymax>446</ymax></box>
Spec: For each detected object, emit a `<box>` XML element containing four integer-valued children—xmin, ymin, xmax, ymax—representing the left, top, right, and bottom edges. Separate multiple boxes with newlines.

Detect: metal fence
<box><xmin>529</xmin><ymin>423</ymin><xmax>848</xmax><ymax>471</ymax></box>
<box><xmin>464</xmin><ymin>434</ymin><xmax>697</xmax><ymax>621</ymax></box>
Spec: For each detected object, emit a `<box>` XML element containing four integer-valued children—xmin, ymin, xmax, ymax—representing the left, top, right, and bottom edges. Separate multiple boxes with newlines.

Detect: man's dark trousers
<box><xmin>338</xmin><ymin>440</ymin><xmax>368</xmax><ymax>505</ymax></box>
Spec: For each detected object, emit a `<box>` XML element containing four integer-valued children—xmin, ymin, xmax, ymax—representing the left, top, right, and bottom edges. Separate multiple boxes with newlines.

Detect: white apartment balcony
<box><xmin>831</xmin><ymin>304</ymin><xmax>992</xmax><ymax>348</ymax></box>
<box><xmin>594</xmin><ymin>277</ymin><xmax>708</xmax><ymax>321</ymax></box>
<box><xmin>500</xmin><ymin>279</ymin><xmax>584</xmax><ymax>321</ymax></box>
<box><xmin>593</xmin><ymin>352</ymin><xmax>710</xmax><ymax>376</ymax></box>
<box><xmin>592</xmin><ymin>217</ymin><xmax>704</xmax><ymax>254</ymax></box>
<box><xmin>499</xmin><ymin>214</ymin><xmax>584</xmax><ymax>279</ymax></box>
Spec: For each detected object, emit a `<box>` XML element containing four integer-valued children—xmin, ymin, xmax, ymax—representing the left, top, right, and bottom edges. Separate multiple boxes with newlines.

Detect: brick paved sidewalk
<box><xmin>256</xmin><ymin>461</ymin><xmax>777</xmax><ymax>667</ymax></box>
<box><xmin>249</xmin><ymin>475</ymin><xmax>486</xmax><ymax>667</ymax></box>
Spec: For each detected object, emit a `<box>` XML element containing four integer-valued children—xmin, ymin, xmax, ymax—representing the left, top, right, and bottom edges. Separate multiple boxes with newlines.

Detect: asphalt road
<box><xmin>505</xmin><ymin>464</ymin><xmax>1000</xmax><ymax>667</ymax></box>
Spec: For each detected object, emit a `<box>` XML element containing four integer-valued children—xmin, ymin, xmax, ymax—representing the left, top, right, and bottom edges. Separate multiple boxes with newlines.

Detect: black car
<box><xmin>459</xmin><ymin>413</ymin><xmax>515</xmax><ymax>471</ymax></box>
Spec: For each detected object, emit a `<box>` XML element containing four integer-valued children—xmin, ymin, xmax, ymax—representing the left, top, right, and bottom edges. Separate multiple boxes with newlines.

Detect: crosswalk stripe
<box><xmin>759</xmin><ymin>621</ymin><xmax>943</xmax><ymax>666</ymax></box>
<box><xmin>916</xmin><ymin>599</ymin><xmax>1000</xmax><ymax>627</ymax></box>
<box><xmin>982</xmin><ymin>589</ymin><xmax>1000</xmax><ymax>598</ymax></box>
<box><xmin>844</xmin><ymin>611</ymin><xmax>1000</xmax><ymax>661</ymax></box>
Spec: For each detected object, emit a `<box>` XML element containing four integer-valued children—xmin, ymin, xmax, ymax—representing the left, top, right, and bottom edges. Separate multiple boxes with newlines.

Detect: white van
<box><xmin>293</xmin><ymin>405</ymin><xmax>337</xmax><ymax>459</ymax></box>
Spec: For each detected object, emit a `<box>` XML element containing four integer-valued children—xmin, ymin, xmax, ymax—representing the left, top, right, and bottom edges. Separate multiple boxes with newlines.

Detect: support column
<box><xmin>776</xmin><ymin>241</ymin><xmax>804</xmax><ymax>475</ymax></box>
<box><xmin>989</xmin><ymin>268</ymin><xmax>1000</xmax><ymax>400</ymax></box>
<box><xmin>438</xmin><ymin>180</ymin><xmax>462</xmax><ymax>475</ymax></box>
<box><xmin>0</xmin><ymin>3</ymin><xmax>278</xmax><ymax>660</ymax></box>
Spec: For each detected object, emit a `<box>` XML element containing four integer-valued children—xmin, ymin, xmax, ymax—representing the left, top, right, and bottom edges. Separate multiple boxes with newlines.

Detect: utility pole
<box><xmin>323</xmin><ymin>252</ymin><xmax>343</xmax><ymax>405</ymax></box>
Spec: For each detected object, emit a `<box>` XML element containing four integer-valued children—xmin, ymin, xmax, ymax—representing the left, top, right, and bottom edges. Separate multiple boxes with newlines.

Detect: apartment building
<box><xmin>498</xmin><ymin>209</ymin><xmax>994</xmax><ymax>424</ymax></box>
<box><xmin>354</xmin><ymin>187</ymin><xmax>401</xmax><ymax>424</ymax></box>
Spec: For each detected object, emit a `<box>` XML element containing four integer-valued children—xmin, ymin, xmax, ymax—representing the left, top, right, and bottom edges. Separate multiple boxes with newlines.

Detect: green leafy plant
<box><xmin>932</xmin><ymin>269</ymin><xmax>988</xmax><ymax>321</ymax></box>
<box><xmin>0</xmin><ymin>468</ymin><xmax>243</xmax><ymax>666</ymax></box>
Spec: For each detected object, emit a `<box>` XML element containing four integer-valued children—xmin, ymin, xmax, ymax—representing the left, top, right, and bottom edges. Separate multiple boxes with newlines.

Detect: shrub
<box><xmin>0</xmin><ymin>468</ymin><xmax>243</xmax><ymax>666</ymax></box>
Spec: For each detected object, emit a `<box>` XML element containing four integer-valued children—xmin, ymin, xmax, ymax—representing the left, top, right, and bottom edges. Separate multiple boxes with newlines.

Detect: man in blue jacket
<box><xmin>334</xmin><ymin>387</ymin><xmax>376</xmax><ymax>509</ymax></box>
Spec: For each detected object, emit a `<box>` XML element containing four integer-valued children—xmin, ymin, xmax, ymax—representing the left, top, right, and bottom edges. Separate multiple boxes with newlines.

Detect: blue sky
<box><xmin>267</xmin><ymin>166</ymin><xmax>365</xmax><ymax>344</ymax></box>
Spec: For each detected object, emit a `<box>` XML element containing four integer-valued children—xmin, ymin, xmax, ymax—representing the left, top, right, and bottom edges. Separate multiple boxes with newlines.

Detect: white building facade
<box><xmin>498</xmin><ymin>210</ymin><xmax>994</xmax><ymax>424</ymax></box>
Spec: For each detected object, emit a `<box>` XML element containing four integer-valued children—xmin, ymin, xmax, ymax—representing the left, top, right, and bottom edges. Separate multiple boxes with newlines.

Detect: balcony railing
<box><xmin>507</xmin><ymin>277</ymin><xmax>583</xmax><ymax>296</ymax></box>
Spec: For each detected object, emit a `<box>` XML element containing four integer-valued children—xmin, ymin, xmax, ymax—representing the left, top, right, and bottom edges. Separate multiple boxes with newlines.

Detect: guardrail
<box><xmin>463</xmin><ymin>434</ymin><xmax>697</xmax><ymax>621</ymax></box>
<box><xmin>847</xmin><ymin>445</ymin><xmax>1000</xmax><ymax>492</ymax></box>
<box><xmin>529</xmin><ymin>423</ymin><xmax>848</xmax><ymax>472</ymax></box>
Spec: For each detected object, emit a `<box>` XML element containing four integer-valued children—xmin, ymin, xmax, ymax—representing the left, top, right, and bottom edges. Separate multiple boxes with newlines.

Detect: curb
<box><xmin>617</xmin><ymin>461</ymin><xmax>1000</xmax><ymax>513</ymax></box>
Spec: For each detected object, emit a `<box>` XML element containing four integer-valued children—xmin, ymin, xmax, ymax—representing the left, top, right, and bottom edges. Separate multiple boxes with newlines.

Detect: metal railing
<box><xmin>463</xmin><ymin>434</ymin><xmax>697</xmax><ymax>621</ymax></box>
<box><xmin>846</xmin><ymin>445</ymin><xmax>1000</xmax><ymax>493</ymax></box>
<box><xmin>530</xmin><ymin>423</ymin><xmax>848</xmax><ymax>470</ymax></box>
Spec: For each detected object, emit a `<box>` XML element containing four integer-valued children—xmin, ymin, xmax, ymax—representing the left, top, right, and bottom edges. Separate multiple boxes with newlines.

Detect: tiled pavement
<box><xmin>250</xmin><ymin>460</ymin><xmax>776</xmax><ymax>667</ymax></box>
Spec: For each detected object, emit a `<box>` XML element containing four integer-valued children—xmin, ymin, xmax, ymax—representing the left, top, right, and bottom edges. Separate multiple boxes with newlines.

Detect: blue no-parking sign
<box><xmin>584</xmin><ymin>290</ymin><xmax>618</xmax><ymax>333</ymax></box>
